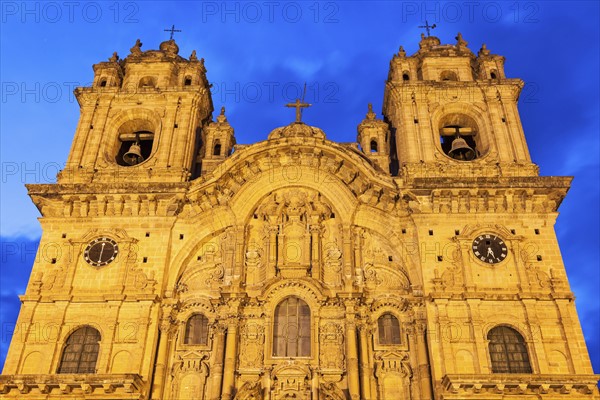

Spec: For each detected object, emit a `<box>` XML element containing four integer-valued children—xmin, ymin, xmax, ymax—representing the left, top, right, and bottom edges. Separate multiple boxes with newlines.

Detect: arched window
<box><xmin>184</xmin><ymin>76</ymin><xmax>192</xmax><ymax>86</ymax></box>
<box><xmin>213</xmin><ymin>140</ymin><xmax>222</xmax><ymax>156</ymax></box>
<box><xmin>370</xmin><ymin>140</ymin><xmax>378</xmax><ymax>153</ymax></box>
<box><xmin>57</xmin><ymin>326</ymin><xmax>101</xmax><ymax>374</ymax></box>
<box><xmin>273</xmin><ymin>297</ymin><xmax>310</xmax><ymax>357</ymax></box>
<box><xmin>440</xmin><ymin>70</ymin><xmax>458</xmax><ymax>81</ymax></box>
<box><xmin>184</xmin><ymin>314</ymin><xmax>209</xmax><ymax>345</ymax></box>
<box><xmin>138</xmin><ymin>76</ymin><xmax>156</xmax><ymax>88</ymax></box>
<box><xmin>402</xmin><ymin>72</ymin><xmax>410</xmax><ymax>81</ymax></box>
<box><xmin>490</xmin><ymin>71</ymin><xmax>497</xmax><ymax>80</ymax></box>
<box><xmin>378</xmin><ymin>314</ymin><xmax>401</xmax><ymax>345</ymax></box>
<box><xmin>488</xmin><ymin>326</ymin><xmax>532</xmax><ymax>373</ymax></box>
<box><xmin>99</xmin><ymin>78</ymin><xmax>107</xmax><ymax>87</ymax></box>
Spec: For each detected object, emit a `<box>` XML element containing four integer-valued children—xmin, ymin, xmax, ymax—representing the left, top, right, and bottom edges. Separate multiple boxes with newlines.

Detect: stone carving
<box><xmin>364</xmin><ymin>263</ymin><xmax>382</xmax><ymax>287</ymax></box>
<box><xmin>323</xmin><ymin>244</ymin><xmax>343</xmax><ymax>287</ymax></box>
<box><xmin>234</xmin><ymin>381</ymin><xmax>263</xmax><ymax>400</ymax></box>
<box><xmin>239</xmin><ymin>322</ymin><xmax>265</xmax><ymax>369</ymax></box>
<box><xmin>130</xmin><ymin>39</ymin><xmax>142</xmax><ymax>55</ymax></box>
<box><xmin>170</xmin><ymin>351</ymin><xmax>210</xmax><ymax>400</ymax></box>
<box><xmin>271</xmin><ymin>363</ymin><xmax>311</xmax><ymax>400</ymax></box>
<box><xmin>319</xmin><ymin>322</ymin><xmax>345</xmax><ymax>370</ymax></box>
<box><xmin>244</xmin><ymin>246</ymin><xmax>263</xmax><ymax>286</ymax></box>
<box><xmin>319</xmin><ymin>382</ymin><xmax>346</xmax><ymax>400</ymax></box>
<box><xmin>374</xmin><ymin>352</ymin><xmax>412</xmax><ymax>400</ymax></box>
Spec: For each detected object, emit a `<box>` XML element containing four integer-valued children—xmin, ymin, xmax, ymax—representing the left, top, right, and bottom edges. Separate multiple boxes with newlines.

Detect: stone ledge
<box><xmin>0</xmin><ymin>374</ymin><xmax>145</xmax><ymax>398</ymax></box>
<box><xmin>441</xmin><ymin>374</ymin><xmax>600</xmax><ymax>396</ymax></box>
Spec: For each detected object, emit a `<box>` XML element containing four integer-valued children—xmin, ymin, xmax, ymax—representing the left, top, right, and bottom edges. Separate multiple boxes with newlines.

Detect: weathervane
<box><xmin>418</xmin><ymin>20</ymin><xmax>437</xmax><ymax>37</ymax></box>
<box><xmin>285</xmin><ymin>99</ymin><xmax>312</xmax><ymax>123</ymax></box>
<box><xmin>164</xmin><ymin>24</ymin><xmax>182</xmax><ymax>40</ymax></box>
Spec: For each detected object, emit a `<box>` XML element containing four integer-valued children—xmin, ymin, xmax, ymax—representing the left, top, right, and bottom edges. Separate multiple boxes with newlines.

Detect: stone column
<box><xmin>151</xmin><ymin>312</ymin><xmax>173</xmax><ymax>400</ymax></box>
<box><xmin>416</xmin><ymin>323</ymin><xmax>433</xmax><ymax>399</ymax></box>
<box><xmin>209</xmin><ymin>324</ymin><xmax>227</xmax><ymax>400</ymax></box>
<box><xmin>267</xmin><ymin>225</ymin><xmax>278</xmax><ymax>279</ymax></box>
<box><xmin>221</xmin><ymin>319</ymin><xmax>239</xmax><ymax>400</ymax></box>
<box><xmin>358</xmin><ymin>325</ymin><xmax>372</xmax><ymax>400</ymax></box>
<box><xmin>309</xmin><ymin>225</ymin><xmax>321</xmax><ymax>279</ymax></box>
<box><xmin>345</xmin><ymin>301</ymin><xmax>360</xmax><ymax>400</ymax></box>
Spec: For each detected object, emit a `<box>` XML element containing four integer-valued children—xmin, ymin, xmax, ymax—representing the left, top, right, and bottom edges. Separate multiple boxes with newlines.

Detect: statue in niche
<box><xmin>244</xmin><ymin>246</ymin><xmax>263</xmax><ymax>286</ymax></box>
<box><xmin>323</xmin><ymin>244</ymin><xmax>343</xmax><ymax>287</ymax></box>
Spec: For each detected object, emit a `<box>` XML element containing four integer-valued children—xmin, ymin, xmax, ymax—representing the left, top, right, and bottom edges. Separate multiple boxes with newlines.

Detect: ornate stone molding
<box><xmin>0</xmin><ymin>374</ymin><xmax>144</xmax><ymax>397</ymax></box>
<box><xmin>441</xmin><ymin>374</ymin><xmax>599</xmax><ymax>396</ymax></box>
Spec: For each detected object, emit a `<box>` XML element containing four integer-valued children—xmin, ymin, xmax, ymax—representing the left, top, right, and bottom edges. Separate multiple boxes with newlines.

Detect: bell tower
<box><xmin>60</xmin><ymin>39</ymin><xmax>213</xmax><ymax>184</ymax></box>
<box><xmin>383</xmin><ymin>33</ymin><xmax>537</xmax><ymax>179</ymax></box>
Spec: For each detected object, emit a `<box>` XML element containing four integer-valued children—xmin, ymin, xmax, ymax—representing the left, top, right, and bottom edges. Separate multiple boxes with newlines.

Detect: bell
<box><xmin>123</xmin><ymin>142</ymin><xmax>144</xmax><ymax>165</ymax></box>
<box><xmin>448</xmin><ymin>136</ymin><xmax>476</xmax><ymax>161</ymax></box>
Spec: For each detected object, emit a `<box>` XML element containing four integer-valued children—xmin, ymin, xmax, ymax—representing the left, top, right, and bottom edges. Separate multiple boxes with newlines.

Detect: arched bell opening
<box><xmin>115</xmin><ymin>119</ymin><xmax>155</xmax><ymax>166</ymax></box>
<box><xmin>438</xmin><ymin>113</ymin><xmax>482</xmax><ymax>161</ymax></box>
<box><xmin>440</xmin><ymin>70</ymin><xmax>459</xmax><ymax>81</ymax></box>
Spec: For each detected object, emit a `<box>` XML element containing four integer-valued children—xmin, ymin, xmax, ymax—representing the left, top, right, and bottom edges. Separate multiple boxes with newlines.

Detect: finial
<box><xmin>455</xmin><ymin>32</ymin><xmax>468</xmax><ymax>48</ymax></box>
<box><xmin>130</xmin><ymin>39</ymin><xmax>142</xmax><ymax>55</ymax></box>
<box><xmin>398</xmin><ymin>46</ymin><xmax>406</xmax><ymax>57</ymax></box>
<box><xmin>216</xmin><ymin>106</ymin><xmax>227</xmax><ymax>123</ymax></box>
<box><xmin>190</xmin><ymin>50</ymin><xmax>197</xmax><ymax>61</ymax></box>
<box><xmin>109</xmin><ymin>52</ymin><xmax>119</xmax><ymax>62</ymax></box>
<box><xmin>164</xmin><ymin>24</ymin><xmax>182</xmax><ymax>40</ymax></box>
<box><xmin>418</xmin><ymin>20</ymin><xmax>437</xmax><ymax>37</ymax></box>
<box><xmin>478</xmin><ymin>43</ymin><xmax>490</xmax><ymax>56</ymax></box>
<box><xmin>366</xmin><ymin>103</ymin><xmax>376</xmax><ymax>120</ymax></box>
<box><xmin>285</xmin><ymin>98</ymin><xmax>312</xmax><ymax>123</ymax></box>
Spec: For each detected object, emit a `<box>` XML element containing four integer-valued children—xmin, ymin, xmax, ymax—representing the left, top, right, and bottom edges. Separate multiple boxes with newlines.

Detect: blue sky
<box><xmin>1</xmin><ymin>1</ymin><xmax>598</xmax><ymax>372</ymax></box>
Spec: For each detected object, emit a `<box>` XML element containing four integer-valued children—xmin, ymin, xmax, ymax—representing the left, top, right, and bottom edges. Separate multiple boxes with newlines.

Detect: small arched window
<box><xmin>57</xmin><ymin>326</ymin><xmax>101</xmax><ymax>374</ymax></box>
<box><xmin>490</xmin><ymin>71</ymin><xmax>497</xmax><ymax>80</ymax></box>
<box><xmin>99</xmin><ymin>78</ymin><xmax>107</xmax><ymax>87</ymax></box>
<box><xmin>378</xmin><ymin>314</ymin><xmax>401</xmax><ymax>345</ymax></box>
<box><xmin>488</xmin><ymin>326</ymin><xmax>532</xmax><ymax>373</ymax></box>
<box><xmin>370</xmin><ymin>140</ymin><xmax>378</xmax><ymax>153</ymax></box>
<box><xmin>273</xmin><ymin>297</ymin><xmax>310</xmax><ymax>357</ymax></box>
<box><xmin>402</xmin><ymin>72</ymin><xmax>410</xmax><ymax>81</ymax></box>
<box><xmin>138</xmin><ymin>76</ymin><xmax>156</xmax><ymax>88</ymax></box>
<box><xmin>184</xmin><ymin>314</ymin><xmax>209</xmax><ymax>345</ymax></box>
<box><xmin>440</xmin><ymin>70</ymin><xmax>458</xmax><ymax>81</ymax></box>
<box><xmin>184</xmin><ymin>76</ymin><xmax>192</xmax><ymax>86</ymax></box>
<box><xmin>213</xmin><ymin>140</ymin><xmax>222</xmax><ymax>156</ymax></box>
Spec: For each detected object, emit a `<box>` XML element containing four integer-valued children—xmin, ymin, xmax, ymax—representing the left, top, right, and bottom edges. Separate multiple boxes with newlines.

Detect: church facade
<box><xmin>1</xmin><ymin>33</ymin><xmax>598</xmax><ymax>399</ymax></box>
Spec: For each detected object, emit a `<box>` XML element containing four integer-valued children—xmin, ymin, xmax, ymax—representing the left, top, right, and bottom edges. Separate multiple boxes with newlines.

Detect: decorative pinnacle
<box><xmin>366</xmin><ymin>103</ymin><xmax>376</xmax><ymax>120</ymax></box>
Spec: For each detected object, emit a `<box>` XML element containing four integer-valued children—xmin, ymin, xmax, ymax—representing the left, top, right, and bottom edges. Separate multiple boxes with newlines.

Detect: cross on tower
<box><xmin>418</xmin><ymin>20</ymin><xmax>437</xmax><ymax>37</ymax></box>
<box><xmin>164</xmin><ymin>24</ymin><xmax>182</xmax><ymax>40</ymax></box>
<box><xmin>285</xmin><ymin>99</ymin><xmax>312</xmax><ymax>123</ymax></box>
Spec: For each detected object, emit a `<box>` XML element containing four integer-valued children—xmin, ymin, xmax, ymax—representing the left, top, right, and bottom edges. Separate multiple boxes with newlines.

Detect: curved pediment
<box><xmin>184</xmin><ymin>137</ymin><xmax>404</xmax><ymax>223</ymax></box>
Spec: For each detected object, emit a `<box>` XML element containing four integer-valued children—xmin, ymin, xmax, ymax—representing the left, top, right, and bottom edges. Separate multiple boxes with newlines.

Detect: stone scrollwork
<box><xmin>234</xmin><ymin>381</ymin><xmax>263</xmax><ymax>400</ymax></box>
<box><xmin>318</xmin><ymin>382</ymin><xmax>346</xmax><ymax>400</ymax></box>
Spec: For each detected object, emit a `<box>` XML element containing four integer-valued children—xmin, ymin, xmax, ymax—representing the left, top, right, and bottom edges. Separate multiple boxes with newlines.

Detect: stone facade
<box><xmin>1</xmin><ymin>34</ymin><xmax>598</xmax><ymax>399</ymax></box>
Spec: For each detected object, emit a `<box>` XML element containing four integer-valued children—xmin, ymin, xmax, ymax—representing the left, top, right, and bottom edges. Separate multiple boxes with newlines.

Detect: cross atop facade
<box><xmin>285</xmin><ymin>99</ymin><xmax>312</xmax><ymax>123</ymax></box>
<box><xmin>418</xmin><ymin>20</ymin><xmax>437</xmax><ymax>37</ymax></box>
<box><xmin>164</xmin><ymin>24</ymin><xmax>182</xmax><ymax>40</ymax></box>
